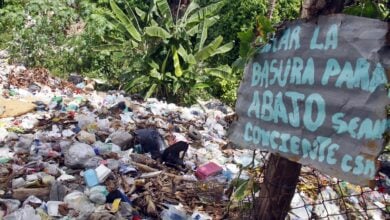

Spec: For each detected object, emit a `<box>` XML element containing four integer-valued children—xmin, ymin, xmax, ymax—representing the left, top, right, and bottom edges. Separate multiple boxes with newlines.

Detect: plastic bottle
<box><xmin>93</xmin><ymin>142</ymin><xmax>121</xmax><ymax>155</ymax></box>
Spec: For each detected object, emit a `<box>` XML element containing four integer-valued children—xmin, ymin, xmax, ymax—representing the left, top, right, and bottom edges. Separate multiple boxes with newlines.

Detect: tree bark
<box><xmin>255</xmin><ymin>154</ymin><xmax>301</xmax><ymax>220</ymax></box>
<box><xmin>301</xmin><ymin>0</ymin><xmax>345</xmax><ymax>19</ymax></box>
<box><xmin>267</xmin><ymin>0</ymin><xmax>277</xmax><ymax>19</ymax></box>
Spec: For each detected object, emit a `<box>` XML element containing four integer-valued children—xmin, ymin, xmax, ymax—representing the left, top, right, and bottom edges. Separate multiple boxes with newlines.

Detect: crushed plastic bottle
<box><xmin>93</xmin><ymin>141</ymin><xmax>121</xmax><ymax>155</ymax></box>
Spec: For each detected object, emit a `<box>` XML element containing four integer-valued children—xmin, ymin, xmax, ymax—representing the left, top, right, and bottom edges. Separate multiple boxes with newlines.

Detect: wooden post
<box><xmin>255</xmin><ymin>154</ymin><xmax>301</xmax><ymax>219</ymax></box>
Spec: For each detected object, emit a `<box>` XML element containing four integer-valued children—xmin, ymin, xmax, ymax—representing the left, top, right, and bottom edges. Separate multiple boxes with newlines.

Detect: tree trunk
<box><xmin>169</xmin><ymin>0</ymin><xmax>190</xmax><ymax>20</ymax></box>
<box><xmin>301</xmin><ymin>0</ymin><xmax>345</xmax><ymax>19</ymax></box>
<box><xmin>255</xmin><ymin>154</ymin><xmax>301</xmax><ymax>220</ymax></box>
<box><xmin>267</xmin><ymin>0</ymin><xmax>277</xmax><ymax>19</ymax></box>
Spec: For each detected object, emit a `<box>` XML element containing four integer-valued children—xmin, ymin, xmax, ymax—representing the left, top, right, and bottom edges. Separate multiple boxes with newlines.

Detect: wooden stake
<box><xmin>255</xmin><ymin>154</ymin><xmax>301</xmax><ymax>219</ymax></box>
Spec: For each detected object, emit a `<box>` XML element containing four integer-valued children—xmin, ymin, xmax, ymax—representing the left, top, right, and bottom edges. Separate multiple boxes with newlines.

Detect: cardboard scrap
<box><xmin>0</xmin><ymin>97</ymin><xmax>36</xmax><ymax>118</ymax></box>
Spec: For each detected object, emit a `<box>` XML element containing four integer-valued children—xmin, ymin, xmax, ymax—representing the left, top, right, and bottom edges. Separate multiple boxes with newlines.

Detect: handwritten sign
<box><xmin>228</xmin><ymin>15</ymin><xmax>390</xmax><ymax>186</ymax></box>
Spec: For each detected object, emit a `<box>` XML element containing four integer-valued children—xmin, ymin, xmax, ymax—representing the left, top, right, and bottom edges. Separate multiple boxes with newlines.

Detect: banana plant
<box><xmin>104</xmin><ymin>0</ymin><xmax>233</xmax><ymax>104</ymax></box>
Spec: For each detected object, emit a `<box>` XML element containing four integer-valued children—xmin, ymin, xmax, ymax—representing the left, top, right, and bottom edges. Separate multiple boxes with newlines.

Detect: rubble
<box><xmin>0</xmin><ymin>50</ymin><xmax>389</xmax><ymax>219</ymax></box>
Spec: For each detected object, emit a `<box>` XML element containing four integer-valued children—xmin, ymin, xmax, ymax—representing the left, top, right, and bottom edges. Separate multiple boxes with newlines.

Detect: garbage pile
<box><xmin>0</xmin><ymin>49</ymin><xmax>389</xmax><ymax>220</ymax></box>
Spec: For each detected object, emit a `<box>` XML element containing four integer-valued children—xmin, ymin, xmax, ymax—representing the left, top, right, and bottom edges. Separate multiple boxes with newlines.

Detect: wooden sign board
<box><xmin>229</xmin><ymin>15</ymin><xmax>390</xmax><ymax>186</ymax></box>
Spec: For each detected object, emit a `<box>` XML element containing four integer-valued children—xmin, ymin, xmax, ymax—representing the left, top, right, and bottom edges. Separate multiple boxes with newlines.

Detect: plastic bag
<box><xmin>87</xmin><ymin>185</ymin><xmax>108</xmax><ymax>205</ymax></box>
<box><xmin>64</xmin><ymin>191</ymin><xmax>94</xmax><ymax>216</ymax></box>
<box><xmin>3</xmin><ymin>205</ymin><xmax>40</xmax><ymax>220</ymax></box>
<box><xmin>64</xmin><ymin>142</ymin><xmax>95</xmax><ymax>168</ymax></box>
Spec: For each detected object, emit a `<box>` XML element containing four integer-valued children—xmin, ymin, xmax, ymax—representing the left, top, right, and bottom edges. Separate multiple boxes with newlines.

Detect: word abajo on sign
<box><xmin>247</xmin><ymin>89</ymin><xmax>388</xmax><ymax>141</ymax></box>
<box><xmin>247</xmin><ymin>90</ymin><xmax>325</xmax><ymax>132</ymax></box>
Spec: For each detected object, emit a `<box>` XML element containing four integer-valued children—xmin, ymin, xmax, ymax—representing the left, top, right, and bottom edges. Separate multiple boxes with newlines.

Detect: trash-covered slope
<box><xmin>0</xmin><ymin>50</ymin><xmax>389</xmax><ymax>219</ymax></box>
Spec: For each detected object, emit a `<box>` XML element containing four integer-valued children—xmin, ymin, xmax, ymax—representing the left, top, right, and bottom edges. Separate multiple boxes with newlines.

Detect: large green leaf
<box><xmin>182</xmin><ymin>1</ymin><xmax>200</xmax><ymax>22</ymax></box>
<box><xmin>161</xmin><ymin>49</ymin><xmax>171</xmax><ymax>73</ymax></box>
<box><xmin>195</xmin><ymin>36</ymin><xmax>223</xmax><ymax>61</ymax></box>
<box><xmin>194</xmin><ymin>16</ymin><xmax>219</xmax><ymax>50</ymax></box>
<box><xmin>212</xmin><ymin>42</ymin><xmax>233</xmax><ymax>56</ymax></box>
<box><xmin>205</xmin><ymin>65</ymin><xmax>232</xmax><ymax>78</ymax></box>
<box><xmin>172</xmin><ymin>48</ymin><xmax>183</xmax><ymax>77</ymax></box>
<box><xmin>149</xmin><ymin>68</ymin><xmax>161</xmax><ymax>80</ymax></box>
<box><xmin>134</xmin><ymin>7</ymin><xmax>146</xmax><ymax>20</ymax></box>
<box><xmin>237</xmin><ymin>29</ymin><xmax>255</xmax><ymax>58</ymax></box>
<box><xmin>233</xmin><ymin>179</ymin><xmax>253</xmax><ymax>202</ymax></box>
<box><xmin>155</xmin><ymin>0</ymin><xmax>173</xmax><ymax>26</ymax></box>
<box><xmin>125</xmin><ymin>75</ymin><xmax>149</xmax><ymax>91</ymax></box>
<box><xmin>186</xmin><ymin>24</ymin><xmax>199</xmax><ymax>36</ymax></box>
<box><xmin>109</xmin><ymin>0</ymin><xmax>141</xmax><ymax>41</ymax></box>
<box><xmin>145</xmin><ymin>26</ymin><xmax>171</xmax><ymax>39</ymax></box>
<box><xmin>198</xmin><ymin>22</ymin><xmax>208</xmax><ymax>50</ymax></box>
<box><xmin>187</xmin><ymin>0</ymin><xmax>226</xmax><ymax>24</ymax></box>
<box><xmin>177</xmin><ymin>45</ymin><xmax>196</xmax><ymax>64</ymax></box>
<box><xmin>145</xmin><ymin>83</ymin><xmax>157</xmax><ymax>99</ymax></box>
<box><xmin>173</xmin><ymin>80</ymin><xmax>181</xmax><ymax>94</ymax></box>
<box><xmin>193</xmin><ymin>83</ymin><xmax>209</xmax><ymax>89</ymax></box>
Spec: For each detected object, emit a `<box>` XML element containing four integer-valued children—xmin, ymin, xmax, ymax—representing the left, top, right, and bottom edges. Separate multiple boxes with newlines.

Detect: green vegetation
<box><xmin>104</xmin><ymin>0</ymin><xmax>234</xmax><ymax>104</ymax></box>
<box><xmin>2</xmin><ymin>0</ymin><xmax>386</xmax><ymax>106</ymax></box>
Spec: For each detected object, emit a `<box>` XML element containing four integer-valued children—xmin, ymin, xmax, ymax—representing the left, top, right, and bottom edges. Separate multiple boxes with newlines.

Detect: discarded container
<box><xmin>195</xmin><ymin>162</ymin><xmax>223</xmax><ymax>180</ymax></box>
<box><xmin>111</xmin><ymin>198</ymin><xmax>121</xmax><ymax>213</ymax></box>
<box><xmin>47</xmin><ymin>201</ymin><xmax>64</xmax><ymax>217</ymax></box>
<box><xmin>95</xmin><ymin>164</ymin><xmax>111</xmax><ymax>183</ymax></box>
<box><xmin>83</xmin><ymin>169</ymin><xmax>99</xmax><ymax>187</ymax></box>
